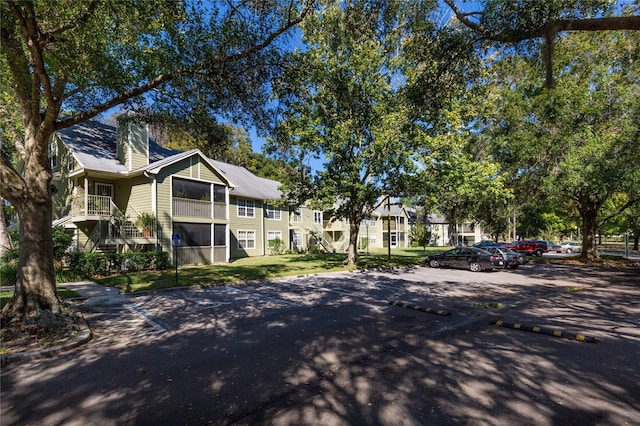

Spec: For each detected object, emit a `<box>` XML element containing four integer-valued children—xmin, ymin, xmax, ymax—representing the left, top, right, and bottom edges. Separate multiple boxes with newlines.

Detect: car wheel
<box><xmin>566</xmin><ymin>248</ymin><xmax>572</xmax><ymax>254</ymax></box>
<box><xmin>535</xmin><ymin>249</ymin><xmax>543</xmax><ymax>257</ymax></box>
<box><xmin>429</xmin><ymin>259</ymin><xmax>439</xmax><ymax>268</ymax></box>
<box><xmin>469</xmin><ymin>261</ymin><xmax>481</xmax><ymax>272</ymax></box>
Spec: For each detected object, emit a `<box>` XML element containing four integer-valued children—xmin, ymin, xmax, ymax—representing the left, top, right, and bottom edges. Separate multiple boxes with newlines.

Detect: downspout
<box><xmin>84</xmin><ymin>175</ymin><xmax>89</xmax><ymax>216</ymax></box>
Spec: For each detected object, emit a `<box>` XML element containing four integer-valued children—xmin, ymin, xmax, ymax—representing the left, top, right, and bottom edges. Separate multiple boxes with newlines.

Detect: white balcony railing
<box><xmin>71</xmin><ymin>194</ymin><xmax>112</xmax><ymax>216</ymax></box>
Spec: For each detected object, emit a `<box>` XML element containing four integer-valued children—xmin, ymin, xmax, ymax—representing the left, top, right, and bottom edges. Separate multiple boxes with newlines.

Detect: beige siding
<box><xmin>127</xmin><ymin>177</ymin><xmax>153</xmax><ymax>214</ymax></box>
<box><xmin>264</xmin><ymin>203</ymin><xmax>290</xmax><ymax>254</ymax></box>
<box><xmin>229</xmin><ymin>197</ymin><xmax>263</xmax><ymax>258</ymax></box>
<box><xmin>129</xmin><ymin>123</ymin><xmax>149</xmax><ymax>170</ymax></box>
<box><xmin>117</xmin><ymin>123</ymin><xmax>128</xmax><ymax>167</ymax></box>
<box><xmin>156</xmin><ymin>172</ymin><xmax>173</xmax><ymax>252</ymax></box>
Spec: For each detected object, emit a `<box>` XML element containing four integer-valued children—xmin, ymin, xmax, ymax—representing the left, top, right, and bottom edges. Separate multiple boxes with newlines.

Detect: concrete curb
<box><xmin>388</xmin><ymin>300</ymin><xmax>451</xmax><ymax>316</ymax></box>
<box><xmin>1</xmin><ymin>313</ymin><xmax>93</xmax><ymax>365</ymax></box>
<box><xmin>491</xmin><ymin>319</ymin><xmax>598</xmax><ymax>343</ymax></box>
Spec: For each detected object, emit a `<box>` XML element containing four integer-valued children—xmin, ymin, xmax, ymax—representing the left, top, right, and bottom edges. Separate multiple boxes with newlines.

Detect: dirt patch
<box><xmin>0</xmin><ymin>304</ymin><xmax>84</xmax><ymax>356</ymax></box>
<box><xmin>535</xmin><ymin>256</ymin><xmax>640</xmax><ymax>269</ymax></box>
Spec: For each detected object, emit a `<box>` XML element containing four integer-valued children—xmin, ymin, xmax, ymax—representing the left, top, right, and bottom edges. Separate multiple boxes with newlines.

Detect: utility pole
<box><xmin>387</xmin><ymin>196</ymin><xmax>391</xmax><ymax>261</ymax></box>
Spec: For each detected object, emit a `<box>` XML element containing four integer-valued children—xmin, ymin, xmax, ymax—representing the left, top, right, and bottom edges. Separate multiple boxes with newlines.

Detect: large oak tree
<box><xmin>0</xmin><ymin>0</ymin><xmax>313</xmax><ymax>321</ymax></box>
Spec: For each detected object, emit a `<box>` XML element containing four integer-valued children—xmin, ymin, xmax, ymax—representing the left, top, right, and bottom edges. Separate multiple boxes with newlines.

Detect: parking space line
<box><xmin>222</xmin><ymin>286</ymin><xmax>301</xmax><ymax>306</ymax></box>
<box><xmin>127</xmin><ymin>303</ymin><xmax>173</xmax><ymax>332</ymax></box>
<box><xmin>288</xmin><ymin>281</ymin><xmax>357</xmax><ymax>296</ymax></box>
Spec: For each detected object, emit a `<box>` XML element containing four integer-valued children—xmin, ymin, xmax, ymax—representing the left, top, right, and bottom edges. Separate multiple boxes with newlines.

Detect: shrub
<box><xmin>63</xmin><ymin>251</ymin><xmax>170</xmax><ymax>278</ymax></box>
<box><xmin>52</xmin><ymin>226</ymin><xmax>74</xmax><ymax>261</ymax></box>
<box><xmin>268</xmin><ymin>238</ymin><xmax>285</xmax><ymax>255</ymax></box>
<box><xmin>0</xmin><ymin>259</ymin><xmax>18</xmax><ymax>286</ymax></box>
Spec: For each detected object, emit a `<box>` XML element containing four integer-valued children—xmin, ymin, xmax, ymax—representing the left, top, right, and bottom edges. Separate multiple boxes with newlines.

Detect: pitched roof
<box><xmin>57</xmin><ymin>121</ymin><xmax>128</xmax><ymax>174</ymax></box>
<box><xmin>210</xmin><ymin>160</ymin><xmax>282</xmax><ymax>200</ymax></box>
<box><xmin>56</xmin><ymin>120</ymin><xmax>279</xmax><ymax>200</ymax></box>
<box><xmin>57</xmin><ymin>120</ymin><xmax>182</xmax><ymax>174</ymax></box>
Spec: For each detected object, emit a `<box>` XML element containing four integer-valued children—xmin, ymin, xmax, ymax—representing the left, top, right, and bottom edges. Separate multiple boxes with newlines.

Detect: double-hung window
<box><xmin>237</xmin><ymin>230</ymin><xmax>256</xmax><ymax>249</ymax></box>
<box><xmin>266</xmin><ymin>205</ymin><xmax>281</xmax><ymax>220</ymax></box>
<box><xmin>238</xmin><ymin>199</ymin><xmax>255</xmax><ymax>218</ymax></box>
<box><xmin>313</xmin><ymin>211</ymin><xmax>322</xmax><ymax>224</ymax></box>
<box><xmin>267</xmin><ymin>231</ymin><xmax>282</xmax><ymax>241</ymax></box>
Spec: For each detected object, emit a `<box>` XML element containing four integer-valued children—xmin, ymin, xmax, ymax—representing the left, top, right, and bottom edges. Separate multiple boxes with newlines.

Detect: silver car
<box><xmin>560</xmin><ymin>242</ymin><xmax>582</xmax><ymax>253</ymax></box>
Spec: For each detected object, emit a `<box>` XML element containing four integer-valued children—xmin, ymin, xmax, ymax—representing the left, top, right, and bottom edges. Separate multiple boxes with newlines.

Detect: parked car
<box><xmin>506</xmin><ymin>240</ymin><xmax>548</xmax><ymax>257</ymax></box>
<box><xmin>426</xmin><ymin>247</ymin><xmax>501</xmax><ymax>272</ymax></box>
<box><xmin>543</xmin><ymin>240</ymin><xmax>562</xmax><ymax>253</ymax></box>
<box><xmin>473</xmin><ymin>241</ymin><xmax>502</xmax><ymax>248</ymax></box>
<box><xmin>485</xmin><ymin>246</ymin><xmax>527</xmax><ymax>269</ymax></box>
<box><xmin>560</xmin><ymin>242</ymin><xmax>582</xmax><ymax>254</ymax></box>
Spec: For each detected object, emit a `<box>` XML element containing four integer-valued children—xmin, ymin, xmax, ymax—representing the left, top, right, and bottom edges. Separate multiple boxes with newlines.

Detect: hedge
<box><xmin>0</xmin><ymin>251</ymin><xmax>171</xmax><ymax>285</ymax></box>
<box><xmin>65</xmin><ymin>251</ymin><xmax>171</xmax><ymax>277</ymax></box>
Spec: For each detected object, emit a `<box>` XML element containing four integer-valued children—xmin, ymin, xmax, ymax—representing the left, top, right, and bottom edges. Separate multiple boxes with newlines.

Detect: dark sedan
<box><xmin>426</xmin><ymin>247</ymin><xmax>501</xmax><ymax>272</ymax></box>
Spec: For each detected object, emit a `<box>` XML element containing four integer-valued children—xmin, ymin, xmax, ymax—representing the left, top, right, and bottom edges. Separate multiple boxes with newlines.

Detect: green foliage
<box><xmin>268</xmin><ymin>238</ymin><xmax>285</xmax><ymax>255</ymax></box>
<box><xmin>64</xmin><ymin>251</ymin><xmax>170</xmax><ymax>278</ymax></box>
<box><xmin>409</xmin><ymin>223</ymin><xmax>431</xmax><ymax>249</ymax></box>
<box><xmin>270</xmin><ymin>1</ymin><xmax>430</xmax><ymax>263</ymax></box>
<box><xmin>0</xmin><ymin>259</ymin><xmax>17</xmax><ymax>286</ymax></box>
<box><xmin>135</xmin><ymin>213</ymin><xmax>155</xmax><ymax>231</ymax></box>
<box><xmin>52</xmin><ymin>226</ymin><xmax>74</xmax><ymax>262</ymax></box>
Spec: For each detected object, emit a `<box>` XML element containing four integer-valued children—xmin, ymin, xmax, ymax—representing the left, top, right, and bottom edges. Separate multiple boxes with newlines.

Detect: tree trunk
<box><xmin>1</xmin><ymin>135</ymin><xmax>61</xmax><ymax>320</ymax></box>
<box><xmin>633</xmin><ymin>235</ymin><xmax>639</xmax><ymax>251</ymax></box>
<box><xmin>2</xmin><ymin>198</ymin><xmax>60</xmax><ymax>319</ymax></box>
<box><xmin>579</xmin><ymin>196</ymin><xmax>601</xmax><ymax>261</ymax></box>
<box><xmin>346</xmin><ymin>219</ymin><xmax>360</xmax><ymax>266</ymax></box>
<box><xmin>0</xmin><ymin>196</ymin><xmax>12</xmax><ymax>259</ymax></box>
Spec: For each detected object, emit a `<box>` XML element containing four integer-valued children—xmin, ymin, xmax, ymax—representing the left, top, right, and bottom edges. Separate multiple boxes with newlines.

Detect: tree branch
<box><xmin>0</xmin><ymin>153</ymin><xmax>26</xmax><ymax>205</ymax></box>
<box><xmin>56</xmin><ymin>72</ymin><xmax>180</xmax><ymax>130</ymax></box>
<box><xmin>597</xmin><ymin>196</ymin><xmax>640</xmax><ymax>228</ymax></box>
<box><xmin>444</xmin><ymin>0</ymin><xmax>640</xmax><ymax>43</ymax></box>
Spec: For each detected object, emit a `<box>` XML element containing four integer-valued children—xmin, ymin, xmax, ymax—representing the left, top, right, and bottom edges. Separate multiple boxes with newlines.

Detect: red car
<box><xmin>506</xmin><ymin>240</ymin><xmax>548</xmax><ymax>257</ymax></box>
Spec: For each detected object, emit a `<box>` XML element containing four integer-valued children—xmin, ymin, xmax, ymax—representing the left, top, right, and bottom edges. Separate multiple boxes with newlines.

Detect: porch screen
<box><xmin>173</xmin><ymin>178</ymin><xmax>210</xmax><ymax>200</ymax></box>
<box><xmin>173</xmin><ymin>223</ymin><xmax>211</xmax><ymax>246</ymax></box>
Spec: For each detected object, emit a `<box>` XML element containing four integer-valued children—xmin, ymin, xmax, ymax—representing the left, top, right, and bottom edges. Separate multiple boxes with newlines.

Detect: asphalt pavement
<box><xmin>1</xmin><ymin>264</ymin><xmax>639</xmax><ymax>425</ymax></box>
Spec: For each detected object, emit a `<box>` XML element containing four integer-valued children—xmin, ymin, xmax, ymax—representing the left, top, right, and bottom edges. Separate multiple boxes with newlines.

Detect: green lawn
<box><xmin>0</xmin><ymin>287</ymin><xmax>81</xmax><ymax>310</ymax></box>
<box><xmin>95</xmin><ymin>248</ymin><xmax>440</xmax><ymax>293</ymax></box>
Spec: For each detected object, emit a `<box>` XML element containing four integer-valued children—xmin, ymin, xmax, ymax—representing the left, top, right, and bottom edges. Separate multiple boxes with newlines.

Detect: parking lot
<box><xmin>1</xmin><ymin>264</ymin><xmax>639</xmax><ymax>425</ymax></box>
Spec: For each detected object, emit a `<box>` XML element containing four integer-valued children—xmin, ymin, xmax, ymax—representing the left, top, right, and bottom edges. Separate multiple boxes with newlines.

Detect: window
<box><xmin>291</xmin><ymin>209</ymin><xmax>302</xmax><ymax>223</ymax></box>
<box><xmin>267</xmin><ymin>231</ymin><xmax>282</xmax><ymax>241</ymax></box>
<box><xmin>49</xmin><ymin>141</ymin><xmax>58</xmax><ymax>169</ymax></box>
<box><xmin>95</xmin><ymin>182</ymin><xmax>113</xmax><ymax>197</ymax></box>
<box><xmin>370</xmin><ymin>234</ymin><xmax>377</xmax><ymax>245</ymax></box>
<box><xmin>214</xmin><ymin>224</ymin><xmax>226</xmax><ymax>246</ymax></box>
<box><xmin>173</xmin><ymin>223</ymin><xmax>211</xmax><ymax>247</ymax></box>
<box><xmin>67</xmin><ymin>155</ymin><xmax>75</xmax><ymax>172</ymax></box>
<box><xmin>237</xmin><ymin>230</ymin><xmax>256</xmax><ymax>249</ymax></box>
<box><xmin>313</xmin><ymin>211</ymin><xmax>322</xmax><ymax>224</ymax></box>
<box><xmin>292</xmin><ymin>231</ymin><xmax>302</xmax><ymax>249</ymax></box>
<box><xmin>370</xmin><ymin>218</ymin><xmax>376</xmax><ymax>227</ymax></box>
<box><xmin>400</xmin><ymin>217</ymin><xmax>405</xmax><ymax>224</ymax></box>
<box><xmin>266</xmin><ymin>205</ymin><xmax>281</xmax><ymax>220</ymax></box>
<box><xmin>238</xmin><ymin>199</ymin><xmax>255</xmax><ymax>218</ymax></box>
